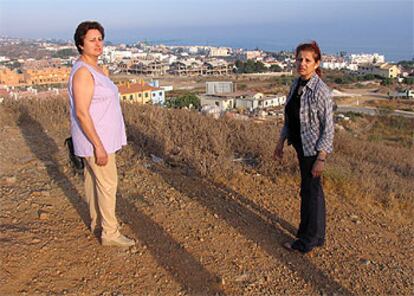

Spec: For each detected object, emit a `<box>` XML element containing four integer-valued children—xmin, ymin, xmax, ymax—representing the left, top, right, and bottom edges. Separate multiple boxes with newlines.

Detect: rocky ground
<box><xmin>0</xmin><ymin>105</ymin><xmax>413</xmax><ymax>296</ymax></box>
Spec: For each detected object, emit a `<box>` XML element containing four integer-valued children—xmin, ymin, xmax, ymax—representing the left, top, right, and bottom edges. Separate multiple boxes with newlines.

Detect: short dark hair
<box><xmin>74</xmin><ymin>21</ymin><xmax>105</xmax><ymax>54</ymax></box>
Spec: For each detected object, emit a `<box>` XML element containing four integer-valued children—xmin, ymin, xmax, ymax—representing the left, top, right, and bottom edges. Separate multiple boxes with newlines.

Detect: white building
<box><xmin>200</xmin><ymin>95</ymin><xmax>234</xmax><ymax>110</ymax></box>
<box><xmin>208</xmin><ymin>47</ymin><xmax>231</xmax><ymax>57</ymax></box>
<box><xmin>321</xmin><ymin>61</ymin><xmax>347</xmax><ymax>70</ymax></box>
<box><xmin>150</xmin><ymin>88</ymin><xmax>165</xmax><ymax>105</ymax></box>
<box><xmin>102</xmin><ymin>47</ymin><xmax>133</xmax><ymax>63</ymax></box>
<box><xmin>206</xmin><ymin>81</ymin><xmax>233</xmax><ymax>95</ymax></box>
<box><xmin>347</xmin><ymin>53</ymin><xmax>385</xmax><ymax>65</ymax></box>
<box><xmin>346</xmin><ymin>64</ymin><xmax>359</xmax><ymax>71</ymax></box>
<box><xmin>235</xmin><ymin>93</ymin><xmax>286</xmax><ymax>111</ymax></box>
<box><xmin>358</xmin><ymin>63</ymin><xmax>401</xmax><ymax>78</ymax></box>
<box><xmin>243</xmin><ymin>50</ymin><xmax>262</xmax><ymax>61</ymax></box>
<box><xmin>149</xmin><ymin>80</ymin><xmax>166</xmax><ymax>104</ymax></box>
<box><xmin>188</xmin><ymin>46</ymin><xmax>199</xmax><ymax>54</ymax></box>
<box><xmin>200</xmin><ymin>91</ymin><xmax>286</xmax><ymax>112</ymax></box>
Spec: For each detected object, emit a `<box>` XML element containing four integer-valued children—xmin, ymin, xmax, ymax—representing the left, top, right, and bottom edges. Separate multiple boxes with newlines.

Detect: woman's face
<box><xmin>296</xmin><ymin>50</ymin><xmax>320</xmax><ymax>80</ymax></box>
<box><xmin>81</xmin><ymin>29</ymin><xmax>103</xmax><ymax>57</ymax></box>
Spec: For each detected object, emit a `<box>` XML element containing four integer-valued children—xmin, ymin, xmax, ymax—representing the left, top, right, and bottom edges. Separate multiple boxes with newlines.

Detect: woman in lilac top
<box><xmin>69</xmin><ymin>21</ymin><xmax>134</xmax><ymax>247</ymax></box>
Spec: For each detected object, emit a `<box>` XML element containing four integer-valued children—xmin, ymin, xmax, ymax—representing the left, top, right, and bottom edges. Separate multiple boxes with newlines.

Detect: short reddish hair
<box><xmin>295</xmin><ymin>41</ymin><xmax>322</xmax><ymax>77</ymax></box>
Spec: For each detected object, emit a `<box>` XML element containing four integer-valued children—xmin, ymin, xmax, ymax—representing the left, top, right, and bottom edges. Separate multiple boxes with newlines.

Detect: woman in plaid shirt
<box><xmin>274</xmin><ymin>41</ymin><xmax>334</xmax><ymax>254</ymax></box>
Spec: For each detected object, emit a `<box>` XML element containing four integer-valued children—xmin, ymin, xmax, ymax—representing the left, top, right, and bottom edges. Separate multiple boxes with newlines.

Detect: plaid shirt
<box><xmin>281</xmin><ymin>73</ymin><xmax>334</xmax><ymax>156</ymax></box>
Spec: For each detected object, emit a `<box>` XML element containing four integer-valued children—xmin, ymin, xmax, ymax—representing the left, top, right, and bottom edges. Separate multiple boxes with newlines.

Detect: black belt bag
<box><xmin>64</xmin><ymin>137</ymin><xmax>84</xmax><ymax>171</ymax></box>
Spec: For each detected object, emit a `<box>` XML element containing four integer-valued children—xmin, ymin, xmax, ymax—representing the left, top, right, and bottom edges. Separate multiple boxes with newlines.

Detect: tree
<box><xmin>244</xmin><ymin>60</ymin><xmax>256</xmax><ymax>73</ymax></box>
<box><xmin>234</xmin><ymin>60</ymin><xmax>267</xmax><ymax>73</ymax></box>
<box><xmin>52</xmin><ymin>48</ymin><xmax>77</xmax><ymax>59</ymax></box>
<box><xmin>404</xmin><ymin>77</ymin><xmax>414</xmax><ymax>85</ymax></box>
<box><xmin>270</xmin><ymin>64</ymin><xmax>283</xmax><ymax>72</ymax></box>
<box><xmin>166</xmin><ymin>93</ymin><xmax>200</xmax><ymax>109</ymax></box>
<box><xmin>381</xmin><ymin>78</ymin><xmax>393</xmax><ymax>86</ymax></box>
<box><xmin>234</xmin><ymin>60</ymin><xmax>245</xmax><ymax>73</ymax></box>
<box><xmin>334</xmin><ymin>77</ymin><xmax>344</xmax><ymax>84</ymax></box>
<box><xmin>9</xmin><ymin>61</ymin><xmax>21</xmax><ymax>70</ymax></box>
<box><xmin>398</xmin><ymin>60</ymin><xmax>414</xmax><ymax>71</ymax></box>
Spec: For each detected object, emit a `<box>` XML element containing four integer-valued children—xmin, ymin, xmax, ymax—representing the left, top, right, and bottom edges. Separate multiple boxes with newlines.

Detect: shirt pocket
<box><xmin>308</xmin><ymin>100</ymin><xmax>320</xmax><ymax>130</ymax></box>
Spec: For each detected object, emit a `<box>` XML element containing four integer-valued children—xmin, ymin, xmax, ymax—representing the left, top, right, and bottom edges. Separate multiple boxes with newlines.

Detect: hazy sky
<box><xmin>0</xmin><ymin>0</ymin><xmax>413</xmax><ymax>60</ymax></box>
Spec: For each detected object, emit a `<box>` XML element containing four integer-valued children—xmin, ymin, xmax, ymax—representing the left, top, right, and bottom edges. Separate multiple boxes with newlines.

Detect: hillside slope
<box><xmin>0</xmin><ymin>102</ymin><xmax>413</xmax><ymax>295</ymax></box>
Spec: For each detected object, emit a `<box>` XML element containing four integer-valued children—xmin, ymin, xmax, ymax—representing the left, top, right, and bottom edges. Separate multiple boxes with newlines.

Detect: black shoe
<box><xmin>292</xmin><ymin>240</ymin><xmax>314</xmax><ymax>253</ymax></box>
<box><xmin>283</xmin><ymin>240</ymin><xmax>311</xmax><ymax>254</ymax></box>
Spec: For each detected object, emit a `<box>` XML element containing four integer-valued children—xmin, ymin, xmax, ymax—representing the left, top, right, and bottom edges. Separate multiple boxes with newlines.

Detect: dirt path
<box><xmin>0</xmin><ymin>106</ymin><xmax>413</xmax><ymax>295</ymax></box>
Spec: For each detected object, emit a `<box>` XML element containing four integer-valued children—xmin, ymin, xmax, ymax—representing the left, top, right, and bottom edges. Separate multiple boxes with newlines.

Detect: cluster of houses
<box><xmin>321</xmin><ymin>53</ymin><xmax>403</xmax><ymax>79</ymax></box>
<box><xmin>1</xmin><ymin>37</ymin><xmax>410</xmax><ymax>84</ymax></box>
<box><xmin>200</xmin><ymin>81</ymin><xmax>286</xmax><ymax>112</ymax></box>
<box><xmin>1</xmin><ymin>38</ymin><xmax>413</xmax><ymax>102</ymax></box>
<box><xmin>0</xmin><ymin>59</ymin><xmax>72</xmax><ymax>87</ymax></box>
<box><xmin>102</xmin><ymin>43</ymin><xmax>289</xmax><ymax>77</ymax></box>
<box><xmin>121</xmin><ymin>58</ymin><xmax>234</xmax><ymax>77</ymax></box>
<box><xmin>321</xmin><ymin>53</ymin><xmax>385</xmax><ymax>71</ymax></box>
<box><xmin>116</xmin><ymin>80</ymin><xmax>288</xmax><ymax>111</ymax></box>
<box><xmin>117</xmin><ymin>79</ymin><xmax>170</xmax><ymax>105</ymax></box>
<box><xmin>357</xmin><ymin>63</ymin><xmax>401</xmax><ymax>79</ymax></box>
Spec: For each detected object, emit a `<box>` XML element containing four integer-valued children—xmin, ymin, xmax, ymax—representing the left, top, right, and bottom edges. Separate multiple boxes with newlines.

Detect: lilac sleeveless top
<box><xmin>68</xmin><ymin>60</ymin><xmax>127</xmax><ymax>157</ymax></box>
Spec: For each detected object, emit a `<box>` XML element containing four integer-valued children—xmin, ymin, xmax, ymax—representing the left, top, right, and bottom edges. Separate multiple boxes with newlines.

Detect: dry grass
<box><xmin>4</xmin><ymin>97</ymin><xmax>413</xmax><ymax>220</ymax></box>
<box><xmin>341</xmin><ymin>113</ymin><xmax>414</xmax><ymax>148</ymax></box>
<box><xmin>366</xmin><ymin>99</ymin><xmax>414</xmax><ymax>112</ymax></box>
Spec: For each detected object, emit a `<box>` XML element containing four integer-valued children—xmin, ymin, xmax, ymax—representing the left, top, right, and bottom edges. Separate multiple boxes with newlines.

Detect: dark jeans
<box><xmin>293</xmin><ymin>144</ymin><xmax>326</xmax><ymax>252</ymax></box>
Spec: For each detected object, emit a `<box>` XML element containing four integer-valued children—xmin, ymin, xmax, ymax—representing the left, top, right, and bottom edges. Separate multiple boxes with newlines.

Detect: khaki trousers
<box><xmin>84</xmin><ymin>153</ymin><xmax>120</xmax><ymax>239</ymax></box>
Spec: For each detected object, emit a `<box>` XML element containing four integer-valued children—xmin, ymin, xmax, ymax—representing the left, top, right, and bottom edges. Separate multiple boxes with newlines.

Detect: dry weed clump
<box><xmin>123</xmin><ymin>103</ymin><xmax>413</xmax><ymax>218</ymax></box>
<box><xmin>4</xmin><ymin>98</ymin><xmax>413</xmax><ymax>219</ymax></box>
<box><xmin>328</xmin><ymin>132</ymin><xmax>414</xmax><ymax>217</ymax></box>
<box><xmin>4</xmin><ymin>96</ymin><xmax>70</xmax><ymax>135</ymax></box>
<box><xmin>366</xmin><ymin>99</ymin><xmax>414</xmax><ymax>112</ymax></box>
<box><xmin>122</xmin><ymin>103</ymin><xmax>298</xmax><ymax>181</ymax></box>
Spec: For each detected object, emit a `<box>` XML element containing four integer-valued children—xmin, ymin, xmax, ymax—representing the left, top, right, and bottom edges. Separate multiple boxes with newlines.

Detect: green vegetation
<box><xmin>165</xmin><ymin>92</ymin><xmax>200</xmax><ymax>109</ymax></box>
<box><xmin>325</xmin><ymin>71</ymin><xmax>379</xmax><ymax>85</ymax></box>
<box><xmin>234</xmin><ymin>60</ymin><xmax>267</xmax><ymax>73</ymax></box>
<box><xmin>398</xmin><ymin>60</ymin><xmax>414</xmax><ymax>70</ymax></box>
<box><xmin>8</xmin><ymin>61</ymin><xmax>22</xmax><ymax>70</ymax></box>
<box><xmin>404</xmin><ymin>77</ymin><xmax>414</xmax><ymax>85</ymax></box>
<box><xmin>381</xmin><ymin>78</ymin><xmax>393</xmax><ymax>86</ymax></box>
<box><xmin>52</xmin><ymin>48</ymin><xmax>77</xmax><ymax>59</ymax></box>
<box><xmin>269</xmin><ymin>64</ymin><xmax>283</xmax><ymax>72</ymax></box>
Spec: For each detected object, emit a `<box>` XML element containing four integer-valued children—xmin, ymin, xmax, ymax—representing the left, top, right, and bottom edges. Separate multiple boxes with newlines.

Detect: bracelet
<box><xmin>317</xmin><ymin>158</ymin><xmax>325</xmax><ymax>162</ymax></box>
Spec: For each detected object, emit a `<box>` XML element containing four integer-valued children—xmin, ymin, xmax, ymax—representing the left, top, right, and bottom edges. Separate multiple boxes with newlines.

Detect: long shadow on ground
<box><xmin>17</xmin><ymin>106</ymin><xmax>90</xmax><ymax>228</ymax></box>
<box><xmin>117</xmin><ymin>196</ymin><xmax>225</xmax><ymax>295</ymax></box>
<box><xmin>126</xmin><ymin>122</ymin><xmax>354</xmax><ymax>296</ymax></box>
<box><xmin>18</xmin><ymin>107</ymin><xmax>224</xmax><ymax>295</ymax></box>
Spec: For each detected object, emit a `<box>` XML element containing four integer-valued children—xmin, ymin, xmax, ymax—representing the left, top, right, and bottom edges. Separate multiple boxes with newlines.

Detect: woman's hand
<box><xmin>311</xmin><ymin>159</ymin><xmax>325</xmax><ymax>177</ymax></box>
<box><xmin>274</xmin><ymin>141</ymin><xmax>284</xmax><ymax>160</ymax></box>
<box><xmin>94</xmin><ymin>145</ymin><xmax>108</xmax><ymax>166</ymax></box>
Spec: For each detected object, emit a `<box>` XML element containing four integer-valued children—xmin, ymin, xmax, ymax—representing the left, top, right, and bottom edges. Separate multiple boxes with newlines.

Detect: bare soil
<box><xmin>0</xmin><ymin>104</ymin><xmax>413</xmax><ymax>296</ymax></box>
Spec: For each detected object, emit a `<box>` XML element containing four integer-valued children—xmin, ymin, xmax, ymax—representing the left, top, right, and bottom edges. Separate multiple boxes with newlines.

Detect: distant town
<box><xmin>0</xmin><ymin>36</ymin><xmax>413</xmax><ymax>117</ymax></box>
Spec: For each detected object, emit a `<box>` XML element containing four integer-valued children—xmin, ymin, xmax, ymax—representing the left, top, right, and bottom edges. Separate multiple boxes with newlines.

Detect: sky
<box><xmin>0</xmin><ymin>0</ymin><xmax>413</xmax><ymax>61</ymax></box>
